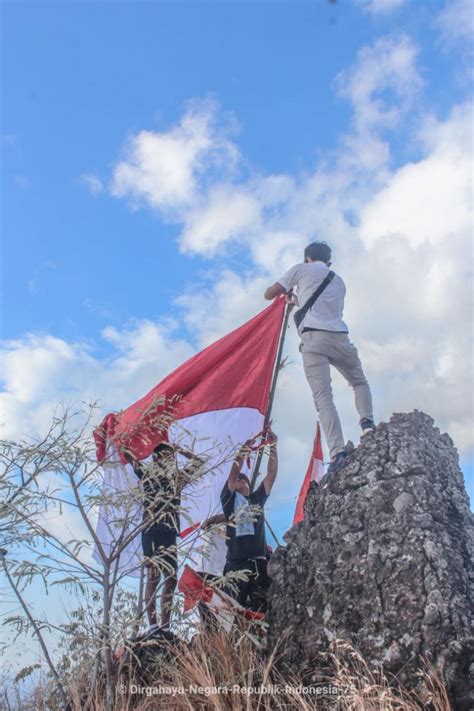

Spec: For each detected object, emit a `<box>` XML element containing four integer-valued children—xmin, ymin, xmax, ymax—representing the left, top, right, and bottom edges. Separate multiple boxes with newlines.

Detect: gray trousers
<box><xmin>301</xmin><ymin>331</ymin><xmax>374</xmax><ymax>459</ymax></box>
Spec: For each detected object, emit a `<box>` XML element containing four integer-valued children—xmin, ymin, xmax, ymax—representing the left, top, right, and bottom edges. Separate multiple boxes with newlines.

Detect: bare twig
<box><xmin>0</xmin><ymin>548</ymin><xmax>70</xmax><ymax>710</ymax></box>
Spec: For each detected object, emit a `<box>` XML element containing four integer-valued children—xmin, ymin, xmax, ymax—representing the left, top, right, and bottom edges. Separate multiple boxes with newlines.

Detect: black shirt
<box><xmin>133</xmin><ymin>461</ymin><xmax>180</xmax><ymax>534</ymax></box>
<box><xmin>220</xmin><ymin>481</ymin><xmax>268</xmax><ymax>561</ymax></box>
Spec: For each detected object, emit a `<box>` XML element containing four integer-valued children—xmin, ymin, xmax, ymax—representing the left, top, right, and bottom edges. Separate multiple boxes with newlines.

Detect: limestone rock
<box><xmin>267</xmin><ymin>411</ymin><xmax>474</xmax><ymax>710</ymax></box>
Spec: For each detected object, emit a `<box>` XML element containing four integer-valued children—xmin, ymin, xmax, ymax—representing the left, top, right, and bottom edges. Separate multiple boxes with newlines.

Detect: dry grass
<box><xmin>4</xmin><ymin>627</ymin><xmax>452</xmax><ymax>711</ymax></box>
<box><xmin>314</xmin><ymin>640</ymin><xmax>452</xmax><ymax>711</ymax></box>
<box><xmin>114</xmin><ymin>627</ymin><xmax>451</xmax><ymax>711</ymax></box>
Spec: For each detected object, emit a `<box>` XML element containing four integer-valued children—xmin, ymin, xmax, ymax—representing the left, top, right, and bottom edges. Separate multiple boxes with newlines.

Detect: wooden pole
<box><xmin>265</xmin><ymin>518</ymin><xmax>282</xmax><ymax>547</ymax></box>
<box><xmin>249</xmin><ymin>299</ymin><xmax>291</xmax><ymax>493</ymax></box>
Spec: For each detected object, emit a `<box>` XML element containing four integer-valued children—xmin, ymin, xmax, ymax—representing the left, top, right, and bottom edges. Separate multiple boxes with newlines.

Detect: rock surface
<box><xmin>267</xmin><ymin>411</ymin><xmax>473</xmax><ymax>709</ymax></box>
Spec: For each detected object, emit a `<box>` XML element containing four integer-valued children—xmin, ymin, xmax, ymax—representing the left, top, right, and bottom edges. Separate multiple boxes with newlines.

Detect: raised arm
<box><xmin>227</xmin><ymin>445</ymin><xmax>246</xmax><ymax>493</ymax></box>
<box><xmin>265</xmin><ymin>264</ymin><xmax>298</xmax><ymax>301</ymax></box>
<box><xmin>202</xmin><ymin>513</ymin><xmax>226</xmax><ymax>529</ymax></box>
<box><xmin>264</xmin><ymin>282</ymin><xmax>287</xmax><ymax>300</ymax></box>
<box><xmin>175</xmin><ymin>445</ymin><xmax>201</xmax><ymax>461</ymax></box>
<box><xmin>262</xmin><ymin>430</ymin><xmax>278</xmax><ymax>495</ymax></box>
<box><xmin>227</xmin><ymin>438</ymin><xmax>255</xmax><ymax>492</ymax></box>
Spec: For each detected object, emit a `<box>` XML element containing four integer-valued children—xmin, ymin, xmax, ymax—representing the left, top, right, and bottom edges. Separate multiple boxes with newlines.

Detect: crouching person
<box><xmin>220</xmin><ymin>430</ymin><xmax>278</xmax><ymax>613</ymax></box>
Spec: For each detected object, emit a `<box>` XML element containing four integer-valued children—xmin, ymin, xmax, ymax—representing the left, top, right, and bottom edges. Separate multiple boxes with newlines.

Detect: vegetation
<box><xmin>0</xmin><ymin>406</ymin><xmax>451</xmax><ymax>710</ymax></box>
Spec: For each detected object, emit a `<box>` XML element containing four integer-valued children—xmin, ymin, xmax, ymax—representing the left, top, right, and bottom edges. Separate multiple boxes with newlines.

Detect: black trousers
<box><xmin>223</xmin><ymin>558</ymin><xmax>271</xmax><ymax>613</ymax></box>
<box><xmin>141</xmin><ymin>525</ymin><xmax>177</xmax><ymax>574</ymax></box>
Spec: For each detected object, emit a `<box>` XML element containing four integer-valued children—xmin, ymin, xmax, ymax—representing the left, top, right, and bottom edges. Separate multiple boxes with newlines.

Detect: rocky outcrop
<box><xmin>267</xmin><ymin>411</ymin><xmax>474</xmax><ymax>709</ymax></box>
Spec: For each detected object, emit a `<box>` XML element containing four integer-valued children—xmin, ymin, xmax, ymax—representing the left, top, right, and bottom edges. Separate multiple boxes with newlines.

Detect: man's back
<box><xmin>264</xmin><ymin>241</ymin><xmax>374</xmax><ymax>477</ymax></box>
<box><xmin>278</xmin><ymin>261</ymin><xmax>348</xmax><ymax>334</ymax></box>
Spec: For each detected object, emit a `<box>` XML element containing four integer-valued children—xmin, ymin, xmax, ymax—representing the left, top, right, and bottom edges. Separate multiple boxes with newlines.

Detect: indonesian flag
<box><xmin>93</xmin><ymin>298</ymin><xmax>286</xmax><ymax>574</ymax></box>
<box><xmin>293</xmin><ymin>422</ymin><xmax>324</xmax><ymax>526</ymax></box>
<box><xmin>178</xmin><ymin>565</ymin><xmax>265</xmax><ymax>633</ymax></box>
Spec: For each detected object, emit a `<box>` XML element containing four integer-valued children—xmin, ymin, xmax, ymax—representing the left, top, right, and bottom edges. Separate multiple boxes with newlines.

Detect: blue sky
<box><xmin>4</xmin><ymin>0</ymin><xmax>370</xmax><ymax>340</ymax></box>
<box><xmin>3</xmin><ymin>0</ymin><xmax>468</xmax><ymax>340</ymax></box>
<box><xmin>2</xmin><ymin>1</ymin><xmax>473</xmax><ymax>526</ymax></box>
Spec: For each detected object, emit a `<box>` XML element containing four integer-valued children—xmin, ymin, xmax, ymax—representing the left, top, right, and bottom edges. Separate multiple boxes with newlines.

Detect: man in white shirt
<box><xmin>264</xmin><ymin>241</ymin><xmax>375</xmax><ymax>478</ymax></box>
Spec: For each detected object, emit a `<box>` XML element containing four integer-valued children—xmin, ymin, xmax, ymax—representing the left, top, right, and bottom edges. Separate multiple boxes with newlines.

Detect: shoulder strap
<box><xmin>293</xmin><ymin>271</ymin><xmax>335</xmax><ymax>330</ymax></box>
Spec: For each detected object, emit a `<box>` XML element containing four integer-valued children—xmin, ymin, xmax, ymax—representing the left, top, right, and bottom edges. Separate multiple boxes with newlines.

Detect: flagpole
<box><xmin>249</xmin><ymin>299</ymin><xmax>291</xmax><ymax>493</ymax></box>
<box><xmin>265</xmin><ymin>518</ymin><xmax>282</xmax><ymax>547</ymax></box>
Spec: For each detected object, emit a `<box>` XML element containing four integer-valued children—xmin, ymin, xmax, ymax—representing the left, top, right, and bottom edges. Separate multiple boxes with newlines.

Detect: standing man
<box><xmin>264</xmin><ymin>241</ymin><xmax>375</xmax><ymax>478</ymax></box>
<box><xmin>126</xmin><ymin>442</ymin><xmax>202</xmax><ymax>632</ymax></box>
<box><xmin>220</xmin><ymin>430</ymin><xmax>278</xmax><ymax>613</ymax></box>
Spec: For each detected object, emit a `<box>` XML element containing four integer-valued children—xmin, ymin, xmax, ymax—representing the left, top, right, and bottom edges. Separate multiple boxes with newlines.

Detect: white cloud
<box><xmin>337</xmin><ymin>35</ymin><xmax>421</xmax><ymax>127</ymax></box>
<box><xmin>436</xmin><ymin>0</ymin><xmax>474</xmax><ymax>45</ymax></box>
<box><xmin>1</xmin><ymin>335</ymin><xmax>90</xmax><ymax>404</ymax></box>
<box><xmin>0</xmin><ymin>322</ymin><xmax>193</xmax><ymax>441</ymax></box>
<box><xmin>359</xmin><ymin>103</ymin><xmax>473</xmax><ymax>248</ymax></box>
<box><xmin>176</xmin><ymin>270</ymin><xmax>270</xmax><ymax>348</ymax></box>
<box><xmin>80</xmin><ymin>173</ymin><xmax>104</xmax><ymax>195</ymax></box>
<box><xmin>336</xmin><ymin>35</ymin><xmax>422</xmax><ymax>170</ymax></box>
<box><xmin>181</xmin><ymin>187</ymin><xmax>261</xmax><ymax>255</ymax></box>
<box><xmin>110</xmin><ymin>99</ymin><xmax>240</xmax><ymax>214</ymax></box>
<box><xmin>355</xmin><ymin>0</ymin><xmax>408</xmax><ymax>15</ymax></box>
<box><xmin>104</xmin><ymin>35</ymin><xmax>422</xmax><ymax>254</ymax></box>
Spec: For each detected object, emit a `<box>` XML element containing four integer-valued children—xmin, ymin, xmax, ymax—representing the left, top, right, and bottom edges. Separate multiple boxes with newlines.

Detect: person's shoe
<box><xmin>325</xmin><ymin>451</ymin><xmax>347</xmax><ymax>481</ymax></box>
<box><xmin>360</xmin><ymin>418</ymin><xmax>376</xmax><ymax>436</ymax></box>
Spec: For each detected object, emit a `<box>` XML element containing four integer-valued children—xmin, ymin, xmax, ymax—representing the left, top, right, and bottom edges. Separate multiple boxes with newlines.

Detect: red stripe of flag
<box><xmin>179</xmin><ymin>522</ymin><xmax>201</xmax><ymax>539</ymax></box>
<box><xmin>94</xmin><ymin>297</ymin><xmax>286</xmax><ymax>462</ymax></box>
<box><xmin>293</xmin><ymin>422</ymin><xmax>324</xmax><ymax>526</ymax></box>
<box><xmin>178</xmin><ymin>565</ymin><xmax>213</xmax><ymax>612</ymax></box>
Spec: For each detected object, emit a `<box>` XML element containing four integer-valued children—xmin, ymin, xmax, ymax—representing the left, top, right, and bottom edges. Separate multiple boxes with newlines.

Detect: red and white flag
<box><xmin>293</xmin><ymin>422</ymin><xmax>324</xmax><ymax>526</ymax></box>
<box><xmin>178</xmin><ymin>565</ymin><xmax>265</xmax><ymax>632</ymax></box>
<box><xmin>93</xmin><ymin>298</ymin><xmax>286</xmax><ymax>574</ymax></box>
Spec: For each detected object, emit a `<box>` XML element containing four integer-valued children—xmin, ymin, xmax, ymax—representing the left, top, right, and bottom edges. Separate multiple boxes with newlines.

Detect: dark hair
<box><xmin>153</xmin><ymin>442</ymin><xmax>174</xmax><ymax>456</ymax></box>
<box><xmin>238</xmin><ymin>474</ymin><xmax>251</xmax><ymax>486</ymax></box>
<box><xmin>304</xmin><ymin>241</ymin><xmax>332</xmax><ymax>265</ymax></box>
